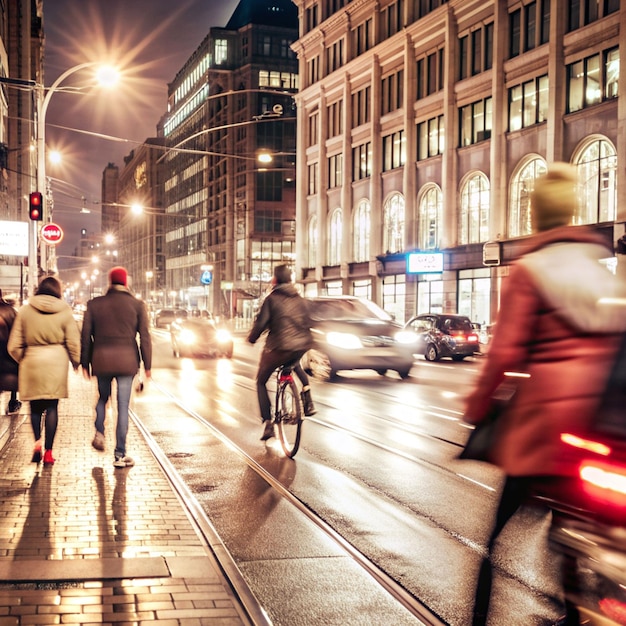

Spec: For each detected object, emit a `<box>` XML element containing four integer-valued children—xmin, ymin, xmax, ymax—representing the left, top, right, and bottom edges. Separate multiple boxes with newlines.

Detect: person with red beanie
<box><xmin>80</xmin><ymin>266</ymin><xmax>152</xmax><ymax>468</ymax></box>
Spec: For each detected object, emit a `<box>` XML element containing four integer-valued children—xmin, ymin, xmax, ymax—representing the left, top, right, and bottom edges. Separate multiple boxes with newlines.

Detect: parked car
<box><xmin>154</xmin><ymin>308</ymin><xmax>188</xmax><ymax>329</ymax></box>
<box><xmin>302</xmin><ymin>295</ymin><xmax>419</xmax><ymax>381</ymax></box>
<box><xmin>404</xmin><ymin>313</ymin><xmax>479</xmax><ymax>361</ymax></box>
<box><xmin>170</xmin><ymin>319</ymin><xmax>233</xmax><ymax>359</ymax></box>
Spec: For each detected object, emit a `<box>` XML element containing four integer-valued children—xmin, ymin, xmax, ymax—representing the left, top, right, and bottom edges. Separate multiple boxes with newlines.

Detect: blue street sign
<box><xmin>200</xmin><ymin>270</ymin><xmax>213</xmax><ymax>285</ymax></box>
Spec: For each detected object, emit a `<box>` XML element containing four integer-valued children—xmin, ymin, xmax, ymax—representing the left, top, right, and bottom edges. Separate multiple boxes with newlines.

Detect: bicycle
<box><xmin>272</xmin><ymin>361</ymin><xmax>304</xmax><ymax>458</ymax></box>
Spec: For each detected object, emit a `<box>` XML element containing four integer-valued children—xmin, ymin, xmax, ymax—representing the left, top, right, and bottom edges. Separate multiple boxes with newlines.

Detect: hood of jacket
<box><xmin>516</xmin><ymin>225</ymin><xmax>626</xmax><ymax>334</ymax></box>
<box><xmin>28</xmin><ymin>294</ymin><xmax>67</xmax><ymax>314</ymax></box>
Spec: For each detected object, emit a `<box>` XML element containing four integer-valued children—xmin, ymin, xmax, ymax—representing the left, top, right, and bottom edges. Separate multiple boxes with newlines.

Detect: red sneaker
<box><xmin>43</xmin><ymin>450</ymin><xmax>55</xmax><ymax>466</ymax></box>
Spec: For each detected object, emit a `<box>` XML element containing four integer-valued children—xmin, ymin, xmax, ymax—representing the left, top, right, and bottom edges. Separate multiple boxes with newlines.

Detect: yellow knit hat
<box><xmin>531</xmin><ymin>162</ymin><xmax>579</xmax><ymax>232</ymax></box>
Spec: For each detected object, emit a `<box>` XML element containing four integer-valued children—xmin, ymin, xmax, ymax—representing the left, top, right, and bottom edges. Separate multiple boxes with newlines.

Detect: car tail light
<box><xmin>579</xmin><ymin>459</ymin><xmax>626</xmax><ymax>507</ymax></box>
<box><xmin>467</xmin><ymin>333</ymin><xmax>479</xmax><ymax>343</ymax></box>
<box><xmin>598</xmin><ymin>598</ymin><xmax>626</xmax><ymax>625</ymax></box>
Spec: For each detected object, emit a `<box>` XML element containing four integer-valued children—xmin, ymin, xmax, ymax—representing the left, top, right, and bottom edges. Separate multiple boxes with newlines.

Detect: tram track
<box><xmin>131</xmin><ymin>378</ymin><xmax>448</xmax><ymax>626</ymax></box>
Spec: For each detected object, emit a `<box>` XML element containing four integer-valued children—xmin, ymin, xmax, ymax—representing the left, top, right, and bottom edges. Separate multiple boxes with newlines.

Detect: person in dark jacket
<box><xmin>0</xmin><ymin>290</ymin><xmax>21</xmax><ymax>414</ymax></box>
<box><xmin>80</xmin><ymin>266</ymin><xmax>152</xmax><ymax>468</ymax></box>
<box><xmin>247</xmin><ymin>264</ymin><xmax>315</xmax><ymax>441</ymax></box>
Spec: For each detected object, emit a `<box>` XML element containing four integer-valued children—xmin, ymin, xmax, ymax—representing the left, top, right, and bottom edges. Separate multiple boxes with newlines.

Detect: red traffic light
<box><xmin>29</xmin><ymin>191</ymin><xmax>43</xmax><ymax>220</ymax></box>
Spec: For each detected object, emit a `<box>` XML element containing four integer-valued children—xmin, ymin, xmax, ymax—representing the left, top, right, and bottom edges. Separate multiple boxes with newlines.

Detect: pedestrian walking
<box><xmin>0</xmin><ymin>289</ymin><xmax>21</xmax><ymax>414</ymax></box>
<box><xmin>463</xmin><ymin>163</ymin><xmax>626</xmax><ymax>625</ymax></box>
<box><xmin>80</xmin><ymin>266</ymin><xmax>152</xmax><ymax>468</ymax></box>
<box><xmin>8</xmin><ymin>276</ymin><xmax>81</xmax><ymax>465</ymax></box>
<box><xmin>247</xmin><ymin>264</ymin><xmax>315</xmax><ymax>442</ymax></box>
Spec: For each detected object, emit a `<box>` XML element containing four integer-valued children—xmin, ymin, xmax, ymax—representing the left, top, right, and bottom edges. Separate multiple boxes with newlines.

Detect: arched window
<box><xmin>307</xmin><ymin>215</ymin><xmax>318</xmax><ymax>268</ymax></box>
<box><xmin>509</xmin><ymin>157</ymin><xmax>547</xmax><ymax>237</ymax></box>
<box><xmin>383</xmin><ymin>193</ymin><xmax>405</xmax><ymax>253</ymax></box>
<box><xmin>459</xmin><ymin>173</ymin><xmax>490</xmax><ymax>244</ymax></box>
<box><xmin>328</xmin><ymin>208</ymin><xmax>342</xmax><ymax>266</ymax></box>
<box><xmin>574</xmin><ymin>138</ymin><xmax>617</xmax><ymax>224</ymax></box>
<box><xmin>418</xmin><ymin>185</ymin><xmax>442</xmax><ymax>249</ymax></box>
<box><xmin>353</xmin><ymin>199</ymin><xmax>371</xmax><ymax>262</ymax></box>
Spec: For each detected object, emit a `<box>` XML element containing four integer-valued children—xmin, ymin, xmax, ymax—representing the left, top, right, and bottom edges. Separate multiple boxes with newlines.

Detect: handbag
<box><xmin>459</xmin><ymin>381</ymin><xmax>516</xmax><ymax>461</ymax></box>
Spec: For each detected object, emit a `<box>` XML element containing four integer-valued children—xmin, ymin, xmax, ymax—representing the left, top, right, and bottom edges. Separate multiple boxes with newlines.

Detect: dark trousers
<box><xmin>30</xmin><ymin>399</ymin><xmax>59</xmax><ymax>451</ymax></box>
<box><xmin>256</xmin><ymin>348</ymin><xmax>309</xmax><ymax>422</ymax></box>
<box><xmin>472</xmin><ymin>476</ymin><xmax>580</xmax><ymax>625</ymax></box>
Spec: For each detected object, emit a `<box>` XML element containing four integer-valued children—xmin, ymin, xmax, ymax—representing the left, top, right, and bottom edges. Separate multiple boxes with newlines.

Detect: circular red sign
<box><xmin>41</xmin><ymin>223</ymin><xmax>64</xmax><ymax>245</ymax></box>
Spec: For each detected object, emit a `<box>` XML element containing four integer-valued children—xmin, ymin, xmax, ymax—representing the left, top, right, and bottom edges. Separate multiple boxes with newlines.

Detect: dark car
<box><xmin>170</xmin><ymin>319</ymin><xmax>233</xmax><ymax>358</ymax></box>
<box><xmin>302</xmin><ymin>295</ymin><xmax>419</xmax><ymax>381</ymax></box>
<box><xmin>154</xmin><ymin>308</ymin><xmax>188</xmax><ymax>329</ymax></box>
<box><xmin>404</xmin><ymin>313</ymin><xmax>479</xmax><ymax>361</ymax></box>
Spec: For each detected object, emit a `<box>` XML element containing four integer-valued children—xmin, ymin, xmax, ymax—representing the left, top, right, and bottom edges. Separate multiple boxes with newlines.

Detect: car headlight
<box><xmin>326</xmin><ymin>331</ymin><xmax>363</xmax><ymax>350</ymax></box>
<box><xmin>395</xmin><ymin>330</ymin><xmax>419</xmax><ymax>345</ymax></box>
<box><xmin>179</xmin><ymin>328</ymin><xmax>196</xmax><ymax>345</ymax></box>
<box><xmin>215</xmin><ymin>328</ymin><xmax>232</xmax><ymax>343</ymax></box>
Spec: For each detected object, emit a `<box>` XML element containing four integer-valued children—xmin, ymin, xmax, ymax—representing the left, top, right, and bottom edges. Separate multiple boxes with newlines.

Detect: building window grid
<box><xmin>508</xmin><ymin>157</ymin><xmax>547</xmax><ymax>238</ymax></box>
<box><xmin>328</xmin><ymin>154</ymin><xmax>343</xmax><ymax>188</ymax></box>
<box><xmin>381</xmin><ymin>70</ymin><xmax>404</xmax><ymax>115</ymax></box>
<box><xmin>325</xmin><ymin>38</ymin><xmax>345</xmax><ymax>75</ymax></box>
<box><xmin>307</xmin><ymin>215</ymin><xmax>318</xmax><ymax>268</ymax></box>
<box><xmin>575</xmin><ymin>139</ymin><xmax>617</xmax><ymax>225</ymax></box>
<box><xmin>417</xmin><ymin>115</ymin><xmax>445</xmax><ymax>160</ymax></box>
<box><xmin>382</xmin><ymin>130</ymin><xmax>406</xmax><ymax>171</ymax></box>
<box><xmin>417</xmin><ymin>49</ymin><xmax>445</xmax><ymax>99</ymax></box>
<box><xmin>459</xmin><ymin>97</ymin><xmax>492</xmax><ymax>147</ymax></box>
<box><xmin>308</xmin><ymin>163</ymin><xmax>319</xmax><ymax>195</ymax></box>
<box><xmin>568</xmin><ymin>0</ymin><xmax>619</xmax><ymax>31</ymax></box>
<box><xmin>509</xmin><ymin>74</ymin><xmax>549</xmax><ymax>131</ymax></box>
<box><xmin>327</xmin><ymin>100</ymin><xmax>343</xmax><ymax>138</ymax></box>
<box><xmin>352</xmin><ymin>86</ymin><xmax>371</xmax><ymax>127</ymax></box>
<box><xmin>353</xmin><ymin>199</ymin><xmax>371</xmax><ymax>262</ymax></box>
<box><xmin>509</xmin><ymin>1</ymin><xmax>551</xmax><ymax>58</ymax></box>
<box><xmin>352</xmin><ymin>142</ymin><xmax>372</xmax><ymax>180</ymax></box>
<box><xmin>460</xmin><ymin>173</ymin><xmax>490</xmax><ymax>245</ymax></box>
<box><xmin>567</xmin><ymin>47</ymin><xmax>619</xmax><ymax>113</ymax></box>
<box><xmin>354</xmin><ymin>18</ymin><xmax>373</xmax><ymax>55</ymax></box>
<box><xmin>328</xmin><ymin>208</ymin><xmax>343</xmax><ymax>266</ymax></box>
<box><xmin>459</xmin><ymin>24</ymin><xmax>494</xmax><ymax>80</ymax></box>
<box><xmin>418</xmin><ymin>185</ymin><xmax>443</xmax><ymax>250</ymax></box>
<box><xmin>383</xmin><ymin>193</ymin><xmax>405</xmax><ymax>254</ymax></box>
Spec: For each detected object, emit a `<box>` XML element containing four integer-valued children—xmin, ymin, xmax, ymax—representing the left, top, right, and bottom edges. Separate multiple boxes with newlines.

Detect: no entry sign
<box><xmin>40</xmin><ymin>223</ymin><xmax>64</xmax><ymax>245</ymax></box>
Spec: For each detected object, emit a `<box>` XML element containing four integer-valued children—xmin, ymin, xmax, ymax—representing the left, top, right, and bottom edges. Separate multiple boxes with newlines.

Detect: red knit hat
<box><xmin>109</xmin><ymin>266</ymin><xmax>128</xmax><ymax>286</ymax></box>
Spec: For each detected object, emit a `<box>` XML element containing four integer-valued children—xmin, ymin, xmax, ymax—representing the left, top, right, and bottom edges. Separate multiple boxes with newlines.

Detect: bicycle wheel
<box><xmin>276</xmin><ymin>378</ymin><xmax>302</xmax><ymax>458</ymax></box>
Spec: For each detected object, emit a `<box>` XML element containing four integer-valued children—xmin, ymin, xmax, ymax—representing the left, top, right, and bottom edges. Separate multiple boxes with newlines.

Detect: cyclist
<box><xmin>248</xmin><ymin>264</ymin><xmax>316</xmax><ymax>441</ymax></box>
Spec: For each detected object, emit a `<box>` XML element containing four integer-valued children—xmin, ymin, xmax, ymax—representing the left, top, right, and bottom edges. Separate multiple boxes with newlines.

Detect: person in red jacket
<box><xmin>464</xmin><ymin>163</ymin><xmax>626</xmax><ymax>626</ymax></box>
<box><xmin>247</xmin><ymin>264</ymin><xmax>315</xmax><ymax>441</ymax></box>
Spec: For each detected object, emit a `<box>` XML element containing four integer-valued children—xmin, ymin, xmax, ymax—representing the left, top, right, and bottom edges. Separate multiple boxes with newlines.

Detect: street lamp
<box><xmin>35</xmin><ymin>62</ymin><xmax>119</xmax><ymax>283</ymax></box>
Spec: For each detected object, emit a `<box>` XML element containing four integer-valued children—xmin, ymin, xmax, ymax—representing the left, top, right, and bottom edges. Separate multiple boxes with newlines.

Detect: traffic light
<box><xmin>29</xmin><ymin>192</ymin><xmax>43</xmax><ymax>221</ymax></box>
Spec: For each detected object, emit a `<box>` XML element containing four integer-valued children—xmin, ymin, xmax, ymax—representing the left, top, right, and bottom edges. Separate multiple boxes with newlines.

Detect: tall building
<box><xmin>161</xmin><ymin>0</ymin><xmax>298</xmax><ymax>320</ymax></box>
<box><xmin>1</xmin><ymin>0</ymin><xmax>43</xmax><ymax>298</ymax></box>
<box><xmin>115</xmin><ymin>138</ymin><xmax>166</xmax><ymax>303</ymax></box>
<box><xmin>292</xmin><ymin>0</ymin><xmax>624</xmax><ymax>326</ymax></box>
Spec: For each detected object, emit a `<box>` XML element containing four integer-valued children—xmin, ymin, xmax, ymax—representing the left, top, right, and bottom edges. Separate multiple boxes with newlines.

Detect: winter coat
<box><xmin>80</xmin><ymin>285</ymin><xmax>152</xmax><ymax>377</ymax></box>
<box><xmin>247</xmin><ymin>283</ymin><xmax>313</xmax><ymax>353</ymax></box>
<box><xmin>0</xmin><ymin>302</ymin><xmax>18</xmax><ymax>392</ymax></box>
<box><xmin>8</xmin><ymin>295</ymin><xmax>80</xmax><ymax>400</ymax></box>
<box><xmin>464</xmin><ymin>225</ymin><xmax>626</xmax><ymax>478</ymax></box>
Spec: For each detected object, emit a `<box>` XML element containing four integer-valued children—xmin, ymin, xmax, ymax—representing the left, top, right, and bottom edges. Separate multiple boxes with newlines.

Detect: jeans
<box><xmin>95</xmin><ymin>375</ymin><xmax>134</xmax><ymax>458</ymax></box>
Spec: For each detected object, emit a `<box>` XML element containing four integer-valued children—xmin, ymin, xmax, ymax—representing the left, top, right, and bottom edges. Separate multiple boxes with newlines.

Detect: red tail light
<box><xmin>467</xmin><ymin>333</ymin><xmax>479</xmax><ymax>343</ymax></box>
<box><xmin>561</xmin><ymin>433</ymin><xmax>611</xmax><ymax>456</ymax></box>
<box><xmin>579</xmin><ymin>460</ymin><xmax>626</xmax><ymax>505</ymax></box>
<box><xmin>598</xmin><ymin>597</ymin><xmax>626</xmax><ymax>625</ymax></box>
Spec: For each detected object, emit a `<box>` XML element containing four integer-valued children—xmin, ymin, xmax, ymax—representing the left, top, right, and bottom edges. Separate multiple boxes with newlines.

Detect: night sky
<box><xmin>43</xmin><ymin>0</ymin><xmax>239</xmax><ymax>257</ymax></box>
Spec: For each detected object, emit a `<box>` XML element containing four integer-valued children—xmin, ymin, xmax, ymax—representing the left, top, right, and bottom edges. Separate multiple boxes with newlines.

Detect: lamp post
<box><xmin>35</xmin><ymin>63</ymin><xmax>118</xmax><ymax>281</ymax></box>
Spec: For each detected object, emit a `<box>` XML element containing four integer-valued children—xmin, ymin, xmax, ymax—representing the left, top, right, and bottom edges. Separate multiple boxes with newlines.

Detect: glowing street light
<box><xmin>36</xmin><ymin>62</ymin><xmax>119</xmax><ymax>280</ymax></box>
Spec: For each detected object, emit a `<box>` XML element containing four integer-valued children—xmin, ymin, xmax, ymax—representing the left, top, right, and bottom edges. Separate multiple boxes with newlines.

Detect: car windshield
<box><xmin>309</xmin><ymin>298</ymin><xmax>392</xmax><ymax>322</ymax></box>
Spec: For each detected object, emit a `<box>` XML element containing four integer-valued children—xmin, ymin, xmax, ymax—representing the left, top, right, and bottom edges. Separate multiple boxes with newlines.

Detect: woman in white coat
<box><xmin>8</xmin><ymin>276</ymin><xmax>80</xmax><ymax>465</ymax></box>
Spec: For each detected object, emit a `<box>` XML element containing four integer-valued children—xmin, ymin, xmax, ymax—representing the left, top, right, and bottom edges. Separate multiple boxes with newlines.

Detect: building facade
<box><xmin>160</xmin><ymin>0</ymin><xmax>299</xmax><ymax>321</ymax></box>
<box><xmin>292</xmin><ymin>0</ymin><xmax>624</xmax><ymax>326</ymax></box>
